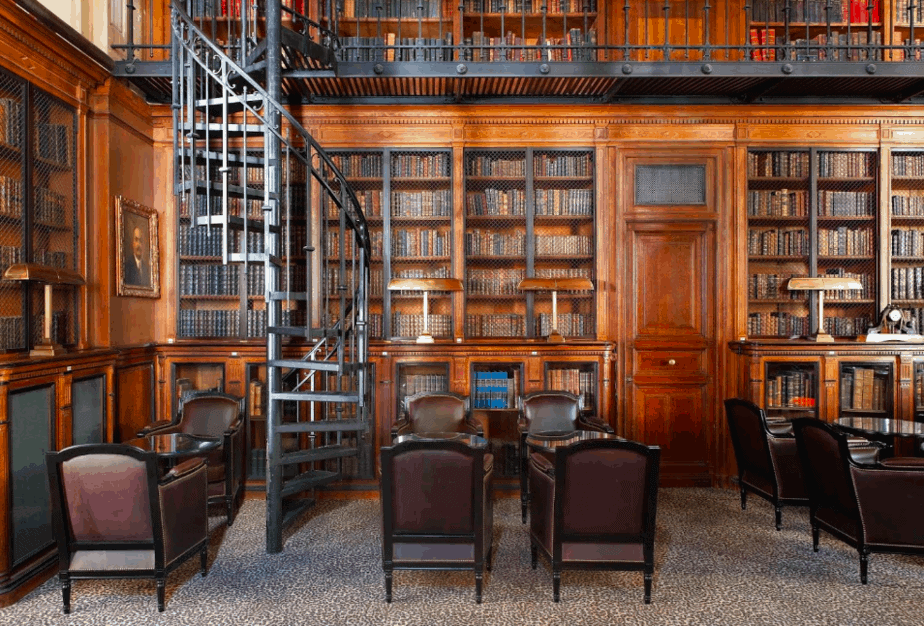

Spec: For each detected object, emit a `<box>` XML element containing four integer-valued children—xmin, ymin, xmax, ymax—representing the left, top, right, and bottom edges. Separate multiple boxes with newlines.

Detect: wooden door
<box><xmin>622</xmin><ymin>156</ymin><xmax>720</xmax><ymax>486</ymax></box>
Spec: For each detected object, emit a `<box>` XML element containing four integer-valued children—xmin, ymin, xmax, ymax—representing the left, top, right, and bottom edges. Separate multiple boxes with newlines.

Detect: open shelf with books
<box><xmin>891</xmin><ymin>1</ymin><xmax>924</xmax><ymax>60</ymax></box>
<box><xmin>464</xmin><ymin>147</ymin><xmax>595</xmax><ymax>340</ymax></box>
<box><xmin>764</xmin><ymin>360</ymin><xmax>819</xmax><ymax>420</ymax></box>
<box><xmin>889</xmin><ymin>149</ymin><xmax>924</xmax><ymax>334</ymax></box>
<box><xmin>470</xmin><ymin>360</ymin><xmax>523</xmax><ymax>477</ymax></box>
<box><xmin>838</xmin><ymin>361</ymin><xmax>893</xmax><ymax>417</ymax></box>
<box><xmin>395</xmin><ymin>360</ymin><xmax>450</xmax><ymax>424</ymax></box>
<box><xmin>544</xmin><ymin>360</ymin><xmax>598</xmax><ymax>417</ymax></box>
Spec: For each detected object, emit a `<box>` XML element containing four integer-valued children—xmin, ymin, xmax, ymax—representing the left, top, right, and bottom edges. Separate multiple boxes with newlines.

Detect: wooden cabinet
<box><xmin>730</xmin><ymin>339</ymin><xmax>924</xmax><ymax>423</ymax></box>
<box><xmin>0</xmin><ymin>351</ymin><xmax>116</xmax><ymax>607</ymax></box>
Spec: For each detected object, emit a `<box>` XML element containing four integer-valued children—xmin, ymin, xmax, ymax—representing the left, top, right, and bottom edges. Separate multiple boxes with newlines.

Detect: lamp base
<box><xmin>809</xmin><ymin>332</ymin><xmax>834</xmax><ymax>342</ymax></box>
<box><xmin>416</xmin><ymin>333</ymin><xmax>435</xmax><ymax>344</ymax></box>
<box><xmin>546</xmin><ymin>330</ymin><xmax>565</xmax><ymax>343</ymax></box>
<box><xmin>30</xmin><ymin>341</ymin><xmax>67</xmax><ymax>358</ymax></box>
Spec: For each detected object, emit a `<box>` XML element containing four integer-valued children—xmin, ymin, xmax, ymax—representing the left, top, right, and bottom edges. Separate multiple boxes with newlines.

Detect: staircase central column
<box><xmin>265</xmin><ymin>0</ymin><xmax>284</xmax><ymax>555</ymax></box>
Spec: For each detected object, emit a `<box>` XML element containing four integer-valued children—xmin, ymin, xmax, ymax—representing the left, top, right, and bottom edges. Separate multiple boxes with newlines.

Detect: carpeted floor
<box><xmin>2</xmin><ymin>488</ymin><xmax>923</xmax><ymax>625</ymax></box>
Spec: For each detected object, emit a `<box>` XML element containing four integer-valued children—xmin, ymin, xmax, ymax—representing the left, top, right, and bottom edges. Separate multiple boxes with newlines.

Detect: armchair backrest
<box><xmin>522</xmin><ymin>390</ymin><xmax>583</xmax><ymax>433</ymax></box>
<box><xmin>179</xmin><ymin>391</ymin><xmax>242</xmax><ymax>437</ymax></box>
<box><xmin>46</xmin><ymin>444</ymin><xmax>162</xmax><ymax>565</ymax></box>
<box><xmin>403</xmin><ymin>391</ymin><xmax>471</xmax><ymax>435</ymax></box>
<box><xmin>723</xmin><ymin>398</ymin><xmax>775</xmax><ymax>482</ymax></box>
<box><xmin>557</xmin><ymin>439</ymin><xmax>661</xmax><ymax>541</ymax></box>
<box><xmin>792</xmin><ymin>418</ymin><xmax>860</xmax><ymax>520</ymax></box>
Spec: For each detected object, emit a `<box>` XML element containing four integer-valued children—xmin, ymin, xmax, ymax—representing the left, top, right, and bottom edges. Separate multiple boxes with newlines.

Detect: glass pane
<box><xmin>0</xmin><ymin>70</ymin><xmax>26</xmax><ymax>351</ymax></box>
<box><xmin>72</xmin><ymin>375</ymin><xmax>105</xmax><ymax>445</ymax></box>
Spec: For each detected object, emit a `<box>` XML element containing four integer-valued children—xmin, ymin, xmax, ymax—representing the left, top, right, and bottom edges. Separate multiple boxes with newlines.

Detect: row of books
<box><xmin>400</xmin><ymin>374</ymin><xmax>449</xmax><ymax>403</ymax></box>
<box><xmin>178</xmin><ymin>224</ymin><xmax>263</xmax><ymax>257</ymax></box>
<box><xmin>748</xmin><ymin>273</ymin><xmax>803</xmax><ymax>300</ymax></box>
<box><xmin>355</xmin><ymin>190</ymin><xmax>383</xmax><ymax>216</ymax></box>
<box><xmin>464</xmin><ymin>30</ymin><xmax>596</xmax><ymax>62</ymax></box>
<box><xmin>462</xmin><ymin>0</ymin><xmax>597</xmax><ymax>12</ymax></box>
<box><xmin>467</xmin><ymin>189</ymin><xmax>528</xmax><ymax>216</ymax></box>
<box><xmin>822</xmin><ymin>315</ymin><xmax>871</xmax><ymax>336</ymax></box>
<box><xmin>472</xmin><ymin>370</ymin><xmax>518</xmax><ymax>409</ymax></box>
<box><xmin>824</xmin><ymin>271</ymin><xmax>872</xmax><ymax>299</ymax></box>
<box><xmin>902</xmin><ymin>307</ymin><xmax>924</xmax><ymax>335</ymax></box>
<box><xmin>536</xmin><ymin>267</ymin><xmax>591</xmax><ymax>279</ymax></box>
<box><xmin>817</xmin><ymin>190</ymin><xmax>875</xmax><ymax>216</ymax></box>
<box><xmin>339</xmin><ymin>36</ymin><xmax>454</xmax><ymax>62</ymax></box>
<box><xmin>391</xmin><ymin>190</ymin><xmax>452</xmax><ymax>217</ymax></box>
<box><xmin>817</xmin><ymin>226</ymin><xmax>873</xmax><ymax>256</ymax></box>
<box><xmin>546</xmin><ymin>367</ymin><xmax>595</xmax><ymax>410</ymax></box>
<box><xmin>748</xmin><ymin>151</ymin><xmax>810</xmax><ymax>178</ymax></box>
<box><xmin>778</xmin><ymin>32</ymin><xmax>885</xmax><ymax>62</ymax></box>
<box><xmin>178</xmin><ymin>309</ymin><xmax>240</xmax><ymax>337</ymax></box>
<box><xmin>392</xmin><ymin>312</ymin><xmax>452</xmax><ymax>337</ymax></box>
<box><xmin>891</xmin><ymin>227</ymin><xmax>924</xmax><ymax>257</ymax></box>
<box><xmin>390</xmin><ymin>153</ymin><xmax>451</xmax><ymax>178</ymax></box>
<box><xmin>765</xmin><ymin>371</ymin><xmax>816</xmax><ymax>410</ymax></box>
<box><xmin>840</xmin><ymin>367</ymin><xmax>887</xmax><ymax>411</ymax></box>
<box><xmin>535</xmin><ymin>153</ymin><xmax>593</xmax><ymax>177</ymax></box>
<box><xmin>35</xmin><ymin>187</ymin><xmax>69</xmax><ymax>224</ymax></box>
<box><xmin>892</xmin><ymin>192</ymin><xmax>924</xmax><ymax>216</ymax></box>
<box><xmin>391</xmin><ymin>228</ymin><xmax>451</xmax><ymax>257</ymax></box>
<box><xmin>465</xmin><ymin>229</ymin><xmax>526</xmax><ymax>256</ymax></box>
<box><xmin>890</xmin><ymin>266</ymin><xmax>924</xmax><ymax>300</ymax></box>
<box><xmin>341</xmin><ymin>0</ymin><xmax>442</xmax><ymax>18</ymax></box>
<box><xmin>180</xmin><ymin>193</ymin><xmax>264</xmax><ymax>219</ymax></box>
<box><xmin>0</xmin><ymin>316</ymin><xmax>23</xmax><ymax>348</ymax></box>
<box><xmin>179</xmin><ymin>264</ymin><xmax>242</xmax><ymax>296</ymax></box>
<box><xmin>747</xmin><ymin>311</ymin><xmax>809</xmax><ymax>337</ymax></box>
<box><xmin>465</xmin><ymin>313</ymin><xmax>525</xmax><ymax>337</ymax></box>
<box><xmin>896</xmin><ymin>0</ymin><xmax>924</xmax><ymax>24</ymax></box>
<box><xmin>281</xmin><ymin>225</ymin><xmax>308</xmax><ymax>257</ymax></box>
<box><xmin>0</xmin><ymin>244</ymin><xmax>23</xmax><ymax>273</ymax></box>
<box><xmin>748</xmin><ymin>227</ymin><xmax>810</xmax><ymax>256</ymax></box>
<box><xmin>33</xmin><ymin>249</ymin><xmax>68</xmax><ymax>268</ymax></box>
<box><xmin>818</xmin><ymin>151</ymin><xmax>875</xmax><ymax>178</ymax></box>
<box><xmin>535</xmin><ymin>234</ymin><xmax>592</xmax><ymax>255</ymax></box>
<box><xmin>747</xmin><ymin>190</ymin><xmax>809</xmax><ymax>218</ymax></box>
<box><xmin>32</xmin><ymin>311</ymin><xmax>69</xmax><ymax>345</ymax></box>
<box><xmin>0</xmin><ymin>175</ymin><xmax>22</xmax><ymax>218</ymax></box>
<box><xmin>750</xmin><ymin>0</ymin><xmax>879</xmax><ymax>23</ymax></box>
<box><xmin>331</xmin><ymin>153</ymin><xmax>383</xmax><ymax>178</ymax></box>
<box><xmin>0</xmin><ymin>98</ymin><xmax>22</xmax><ymax>148</ymax></box>
<box><xmin>35</xmin><ymin>123</ymin><xmax>70</xmax><ymax>167</ymax></box>
<box><xmin>391</xmin><ymin>266</ymin><xmax>450</xmax><ymax>280</ymax></box>
<box><xmin>324</xmin><ymin>231</ymin><xmax>356</xmax><ymax>257</ymax></box>
<box><xmin>537</xmin><ymin>313</ymin><xmax>591</xmax><ymax>337</ymax></box>
<box><xmin>327</xmin><ymin>266</ymin><xmax>386</xmax><ymax>296</ymax></box>
<box><xmin>534</xmin><ymin>189</ymin><xmax>593</xmax><ymax>216</ymax></box>
<box><xmin>893</xmin><ymin>154</ymin><xmax>924</xmax><ymax>177</ymax></box>
<box><xmin>896</xmin><ymin>39</ymin><xmax>923</xmax><ymax>61</ymax></box>
<box><xmin>467</xmin><ymin>156</ymin><xmax>527</xmax><ymax>177</ymax></box>
<box><xmin>466</xmin><ymin>268</ymin><xmax>525</xmax><ymax>295</ymax></box>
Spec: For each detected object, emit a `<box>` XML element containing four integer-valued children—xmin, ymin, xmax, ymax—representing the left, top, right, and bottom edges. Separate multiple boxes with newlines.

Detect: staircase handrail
<box><xmin>172</xmin><ymin>3</ymin><xmax>370</xmax><ymax>256</ymax></box>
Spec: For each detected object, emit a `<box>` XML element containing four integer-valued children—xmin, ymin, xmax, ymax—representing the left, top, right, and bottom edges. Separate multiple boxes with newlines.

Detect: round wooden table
<box><xmin>124</xmin><ymin>433</ymin><xmax>221</xmax><ymax>467</ymax></box>
<box><xmin>836</xmin><ymin>417</ymin><xmax>924</xmax><ymax>457</ymax></box>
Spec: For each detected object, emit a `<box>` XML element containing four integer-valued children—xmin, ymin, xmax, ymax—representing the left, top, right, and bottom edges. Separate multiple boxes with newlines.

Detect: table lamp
<box><xmin>387</xmin><ymin>277</ymin><xmax>463</xmax><ymax>343</ymax></box>
<box><xmin>787</xmin><ymin>276</ymin><xmax>863</xmax><ymax>341</ymax></box>
<box><xmin>2</xmin><ymin>263</ymin><xmax>85</xmax><ymax>357</ymax></box>
<box><xmin>517</xmin><ymin>277</ymin><xmax>594</xmax><ymax>343</ymax></box>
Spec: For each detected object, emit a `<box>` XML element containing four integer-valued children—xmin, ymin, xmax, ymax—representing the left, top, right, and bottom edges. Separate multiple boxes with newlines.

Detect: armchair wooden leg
<box><xmin>774</xmin><ymin>506</ymin><xmax>782</xmax><ymax>531</ymax></box>
<box><xmin>200</xmin><ymin>545</ymin><xmax>208</xmax><ymax>576</ymax></box>
<box><xmin>644</xmin><ymin>572</ymin><xmax>653</xmax><ymax>604</ymax></box>
<box><xmin>531</xmin><ymin>544</ymin><xmax>538</xmax><ymax>569</ymax></box>
<box><xmin>227</xmin><ymin>497</ymin><xmax>235</xmax><ymax>526</ymax></box>
<box><xmin>739</xmin><ymin>486</ymin><xmax>747</xmax><ymax>510</ymax></box>
<box><xmin>812</xmin><ymin>525</ymin><xmax>820</xmax><ymax>552</ymax></box>
<box><xmin>384</xmin><ymin>570</ymin><xmax>393</xmax><ymax>603</ymax></box>
<box><xmin>61</xmin><ymin>576</ymin><xmax>71</xmax><ymax>614</ymax></box>
<box><xmin>156</xmin><ymin>578</ymin><xmax>166</xmax><ymax>612</ymax></box>
<box><xmin>552</xmin><ymin>569</ymin><xmax>561</xmax><ymax>603</ymax></box>
<box><xmin>486</xmin><ymin>545</ymin><xmax>493</xmax><ymax>572</ymax></box>
<box><xmin>860</xmin><ymin>550</ymin><xmax>870</xmax><ymax>584</ymax></box>
<box><xmin>475</xmin><ymin>571</ymin><xmax>483</xmax><ymax>604</ymax></box>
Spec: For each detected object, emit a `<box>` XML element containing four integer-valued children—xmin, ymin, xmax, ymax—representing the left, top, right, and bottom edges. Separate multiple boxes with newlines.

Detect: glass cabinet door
<box><xmin>838</xmin><ymin>362</ymin><xmax>893</xmax><ymax>418</ymax></box>
<box><xmin>764</xmin><ymin>361</ymin><xmax>819</xmax><ymax>419</ymax></box>
<box><xmin>395</xmin><ymin>361</ymin><xmax>450</xmax><ymax>422</ymax></box>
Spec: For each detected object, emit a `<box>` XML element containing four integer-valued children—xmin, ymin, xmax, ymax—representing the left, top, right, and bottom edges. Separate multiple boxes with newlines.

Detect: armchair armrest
<box><xmin>578</xmin><ymin>415</ymin><xmax>615</xmax><ymax>434</ymax></box>
<box><xmin>163</xmin><ymin>457</ymin><xmax>206</xmax><ymax>483</ymax></box>
<box><xmin>159</xmin><ymin>458</ymin><xmax>208</xmax><ymax>564</ymax></box>
<box><xmin>766</xmin><ymin>421</ymin><xmax>794</xmax><ymax>437</ymax></box>
<box><xmin>391</xmin><ymin>419</ymin><xmax>411</xmax><ymax>439</ymax></box>
<box><xmin>137</xmin><ymin>419</ymin><xmax>177</xmax><ymax>438</ymax></box>
<box><xmin>529</xmin><ymin>451</ymin><xmax>555</xmax><ymax>477</ymax></box>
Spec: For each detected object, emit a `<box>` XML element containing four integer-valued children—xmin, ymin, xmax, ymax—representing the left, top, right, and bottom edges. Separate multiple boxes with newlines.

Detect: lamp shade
<box><xmin>787</xmin><ymin>276</ymin><xmax>862</xmax><ymax>291</ymax></box>
<box><xmin>387</xmin><ymin>278</ymin><xmax>463</xmax><ymax>292</ymax></box>
<box><xmin>3</xmin><ymin>263</ymin><xmax>85</xmax><ymax>285</ymax></box>
<box><xmin>517</xmin><ymin>277</ymin><xmax>593</xmax><ymax>291</ymax></box>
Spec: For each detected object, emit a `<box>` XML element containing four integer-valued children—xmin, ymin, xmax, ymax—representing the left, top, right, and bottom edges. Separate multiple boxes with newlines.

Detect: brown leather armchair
<box><xmin>528</xmin><ymin>437</ymin><xmax>661</xmax><ymax>603</ymax></box>
<box><xmin>45</xmin><ymin>443</ymin><xmax>209</xmax><ymax>613</ymax></box>
<box><xmin>517</xmin><ymin>390</ymin><xmax>613</xmax><ymax>522</ymax></box>
<box><xmin>391</xmin><ymin>391</ymin><xmax>482</xmax><ymax>440</ymax></box>
<box><xmin>793</xmin><ymin>417</ymin><xmax>924</xmax><ymax>584</ymax></box>
<box><xmin>380</xmin><ymin>436</ymin><xmax>494</xmax><ymax>603</ymax></box>
<box><xmin>138</xmin><ymin>391</ymin><xmax>245</xmax><ymax>526</ymax></box>
<box><xmin>723</xmin><ymin>398</ymin><xmax>809</xmax><ymax>530</ymax></box>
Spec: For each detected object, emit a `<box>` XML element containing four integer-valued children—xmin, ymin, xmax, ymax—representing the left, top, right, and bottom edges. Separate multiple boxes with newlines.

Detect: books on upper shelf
<box><xmin>750</xmin><ymin>0</ymin><xmax>879</xmax><ymax>23</ymax></box>
<box><xmin>472</xmin><ymin>370</ymin><xmax>518</xmax><ymax>409</ymax></box>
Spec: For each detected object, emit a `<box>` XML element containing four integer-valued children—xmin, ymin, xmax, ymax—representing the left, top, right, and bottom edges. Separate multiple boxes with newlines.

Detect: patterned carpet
<box><xmin>2</xmin><ymin>488</ymin><xmax>923</xmax><ymax>625</ymax></box>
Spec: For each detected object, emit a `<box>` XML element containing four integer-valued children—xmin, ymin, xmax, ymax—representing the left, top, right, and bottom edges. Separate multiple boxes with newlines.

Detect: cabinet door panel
<box><xmin>631</xmin><ymin>384</ymin><xmax>709</xmax><ymax>484</ymax></box>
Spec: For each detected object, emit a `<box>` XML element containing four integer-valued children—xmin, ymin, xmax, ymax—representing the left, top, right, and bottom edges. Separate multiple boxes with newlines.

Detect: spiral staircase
<box><xmin>171</xmin><ymin>2</ymin><xmax>372</xmax><ymax>553</ymax></box>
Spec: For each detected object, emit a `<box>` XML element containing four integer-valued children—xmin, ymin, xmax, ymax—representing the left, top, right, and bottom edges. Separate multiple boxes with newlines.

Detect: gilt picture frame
<box><xmin>115</xmin><ymin>196</ymin><xmax>160</xmax><ymax>298</ymax></box>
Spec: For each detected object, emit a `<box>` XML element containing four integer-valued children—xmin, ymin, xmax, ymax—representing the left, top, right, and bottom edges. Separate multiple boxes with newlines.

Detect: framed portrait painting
<box><xmin>116</xmin><ymin>196</ymin><xmax>160</xmax><ymax>298</ymax></box>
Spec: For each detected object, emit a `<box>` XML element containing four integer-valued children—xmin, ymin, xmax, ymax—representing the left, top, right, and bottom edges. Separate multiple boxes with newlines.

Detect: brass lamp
<box><xmin>387</xmin><ymin>277</ymin><xmax>463</xmax><ymax>343</ymax></box>
<box><xmin>518</xmin><ymin>277</ymin><xmax>594</xmax><ymax>343</ymax></box>
<box><xmin>787</xmin><ymin>276</ymin><xmax>863</xmax><ymax>342</ymax></box>
<box><xmin>3</xmin><ymin>263</ymin><xmax>85</xmax><ymax>357</ymax></box>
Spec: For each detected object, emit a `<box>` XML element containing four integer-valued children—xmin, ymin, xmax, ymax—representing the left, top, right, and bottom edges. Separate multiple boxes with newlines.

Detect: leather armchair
<box><xmin>391</xmin><ymin>391</ymin><xmax>482</xmax><ymax>440</ymax></box>
<box><xmin>793</xmin><ymin>417</ymin><xmax>924</xmax><ymax>584</ymax></box>
<box><xmin>380</xmin><ymin>436</ymin><xmax>494</xmax><ymax>603</ymax></box>
<box><xmin>138</xmin><ymin>390</ymin><xmax>245</xmax><ymax>526</ymax></box>
<box><xmin>45</xmin><ymin>443</ymin><xmax>209</xmax><ymax>613</ymax></box>
<box><xmin>517</xmin><ymin>390</ymin><xmax>613</xmax><ymax>522</ymax></box>
<box><xmin>723</xmin><ymin>398</ymin><xmax>809</xmax><ymax>530</ymax></box>
<box><xmin>528</xmin><ymin>437</ymin><xmax>661</xmax><ymax>603</ymax></box>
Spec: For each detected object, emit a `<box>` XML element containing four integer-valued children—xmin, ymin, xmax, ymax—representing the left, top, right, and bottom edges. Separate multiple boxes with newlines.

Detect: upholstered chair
<box><xmin>723</xmin><ymin>398</ymin><xmax>810</xmax><ymax>530</ymax></box>
<box><xmin>391</xmin><ymin>391</ymin><xmax>482</xmax><ymax>440</ymax></box>
<box><xmin>138</xmin><ymin>390</ymin><xmax>245</xmax><ymax>525</ymax></box>
<box><xmin>45</xmin><ymin>443</ymin><xmax>209</xmax><ymax>613</ymax></box>
<box><xmin>380</xmin><ymin>436</ymin><xmax>494</xmax><ymax>603</ymax></box>
<box><xmin>528</xmin><ymin>437</ymin><xmax>661</xmax><ymax>603</ymax></box>
<box><xmin>792</xmin><ymin>417</ymin><xmax>924</xmax><ymax>583</ymax></box>
<box><xmin>517</xmin><ymin>390</ymin><xmax>613</xmax><ymax>522</ymax></box>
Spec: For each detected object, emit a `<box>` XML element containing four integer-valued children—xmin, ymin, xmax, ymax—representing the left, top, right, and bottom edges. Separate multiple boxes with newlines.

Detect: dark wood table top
<box><xmin>525</xmin><ymin>429</ymin><xmax>625</xmax><ymax>450</ymax></box>
<box><xmin>393</xmin><ymin>432</ymin><xmax>487</xmax><ymax>448</ymax></box>
<box><xmin>836</xmin><ymin>417</ymin><xmax>924</xmax><ymax>438</ymax></box>
<box><xmin>124</xmin><ymin>433</ymin><xmax>221</xmax><ymax>458</ymax></box>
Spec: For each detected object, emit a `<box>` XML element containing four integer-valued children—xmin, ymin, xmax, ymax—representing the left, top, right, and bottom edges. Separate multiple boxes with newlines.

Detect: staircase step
<box><xmin>182</xmin><ymin>179</ymin><xmax>271</xmax><ymax>199</ymax></box>
<box><xmin>268</xmin><ymin>325</ymin><xmax>309</xmax><ymax>337</ymax></box>
<box><xmin>278</xmin><ymin>419</ymin><xmax>366</xmax><ymax>434</ymax></box>
<box><xmin>281</xmin><ymin>444</ymin><xmax>358</xmax><ymax>467</ymax></box>
<box><xmin>180</xmin><ymin>148</ymin><xmax>265</xmax><ymax>167</ymax></box>
<box><xmin>270</xmin><ymin>358</ymin><xmax>342</xmax><ymax>372</ymax></box>
<box><xmin>268</xmin><ymin>291</ymin><xmax>307</xmax><ymax>301</ymax></box>
<box><xmin>272</xmin><ymin>390</ymin><xmax>361</xmax><ymax>403</ymax></box>
<box><xmin>279</xmin><ymin>469</ymin><xmax>341</xmax><ymax>497</ymax></box>
<box><xmin>228</xmin><ymin>252</ymin><xmax>281</xmax><ymax>266</ymax></box>
<box><xmin>194</xmin><ymin>93</ymin><xmax>264</xmax><ymax>115</ymax></box>
<box><xmin>194</xmin><ymin>214</ymin><xmax>280</xmax><ymax>234</ymax></box>
<box><xmin>179</xmin><ymin>122</ymin><xmax>265</xmax><ymax>137</ymax></box>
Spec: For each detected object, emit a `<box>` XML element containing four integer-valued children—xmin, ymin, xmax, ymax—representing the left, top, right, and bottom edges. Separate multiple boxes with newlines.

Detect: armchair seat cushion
<box><xmin>880</xmin><ymin>456</ymin><xmax>924</xmax><ymax>468</ymax></box>
<box><xmin>69</xmin><ymin>549</ymin><xmax>155</xmax><ymax>572</ymax></box>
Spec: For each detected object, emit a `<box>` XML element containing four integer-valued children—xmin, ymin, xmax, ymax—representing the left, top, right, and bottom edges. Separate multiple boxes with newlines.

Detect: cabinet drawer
<box><xmin>635</xmin><ymin>351</ymin><xmax>702</xmax><ymax>375</ymax></box>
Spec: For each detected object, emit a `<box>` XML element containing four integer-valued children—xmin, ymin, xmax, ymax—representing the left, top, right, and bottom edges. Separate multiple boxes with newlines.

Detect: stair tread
<box><xmin>279</xmin><ymin>469</ymin><xmax>340</xmax><ymax>497</ymax></box>
<box><xmin>277</xmin><ymin>419</ymin><xmax>366</xmax><ymax>433</ymax></box>
<box><xmin>272</xmin><ymin>390</ymin><xmax>361</xmax><ymax>402</ymax></box>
